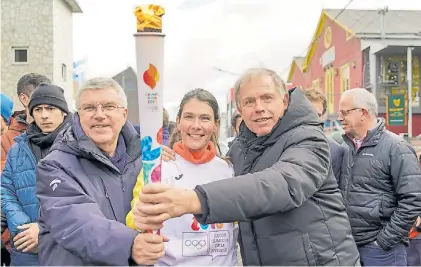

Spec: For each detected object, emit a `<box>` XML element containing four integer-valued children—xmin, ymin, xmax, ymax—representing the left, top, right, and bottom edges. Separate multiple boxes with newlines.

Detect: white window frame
<box><xmin>12</xmin><ymin>47</ymin><xmax>29</xmax><ymax>64</ymax></box>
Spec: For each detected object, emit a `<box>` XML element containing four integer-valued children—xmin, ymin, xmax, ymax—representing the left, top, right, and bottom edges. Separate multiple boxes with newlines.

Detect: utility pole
<box><xmin>378</xmin><ymin>6</ymin><xmax>388</xmax><ymax>39</ymax></box>
<box><xmin>407</xmin><ymin>47</ymin><xmax>414</xmax><ymax>138</ymax></box>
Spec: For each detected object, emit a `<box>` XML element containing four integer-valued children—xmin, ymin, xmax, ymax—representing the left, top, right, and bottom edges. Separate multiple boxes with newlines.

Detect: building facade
<box><xmin>112</xmin><ymin>67</ymin><xmax>140</xmax><ymax>125</ymax></box>
<box><xmin>72</xmin><ymin>58</ymin><xmax>87</xmax><ymax>110</ymax></box>
<box><xmin>288</xmin><ymin>9</ymin><xmax>421</xmax><ymax>136</ymax></box>
<box><xmin>0</xmin><ymin>0</ymin><xmax>82</xmax><ymax>110</ymax></box>
<box><xmin>226</xmin><ymin>87</ymin><xmax>237</xmax><ymax>138</ymax></box>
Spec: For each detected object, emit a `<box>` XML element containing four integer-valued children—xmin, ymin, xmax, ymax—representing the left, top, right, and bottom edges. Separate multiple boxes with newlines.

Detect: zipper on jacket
<box><xmin>120</xmin><ymin>177</ymin><xmax>126</xmax><ymax>192</ymax></box>
<box><xmin>250</xmin><ymin>221</ymin><xmax>263</xmax><ymax>265</ymax></box>
<box><xmin>346</xmin><ymin>148</ymin><xmax>360</xmax><ymax>203</ymax></box>
<box><xmin>244</xmin><ymin>148</ymin><xmax>249</xmax><ymax>160</ymax></box>
<box><xmin>99</xmin><ymin>177</ymin><xmax>118</xmax><ymax>220</ymax></box>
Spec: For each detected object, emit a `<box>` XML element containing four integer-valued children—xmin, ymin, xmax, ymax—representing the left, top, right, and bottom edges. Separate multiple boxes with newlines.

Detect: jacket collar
<box><xmin>343</xmin><ymin>118</ymin><xmax>385</xmax><ymax>148</ymax></box>
<box><xmin>51</xmin><ymin>113</ymin><xmax>141</xmax><ymax>172</ymax></box>
<box><xmin>7</xmin><ymin>111</ymin><xmax>27</xmax><ymax>132</ymax></box>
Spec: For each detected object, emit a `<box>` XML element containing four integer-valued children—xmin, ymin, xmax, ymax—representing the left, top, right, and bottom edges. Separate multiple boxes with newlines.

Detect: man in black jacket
<box><xmin>304</xmin><ymin>89</ymin><xmax>345</xmax><ymax>182</ymax></box>
<box><xmin>133</xmin><ymin>68</ymin><xmax>360</xmax><ymax>265</ymax></box>
<box><xmin>338</xmin><ymin>88</ymin><xmax>421</xmax><ymax>266</ymax></box>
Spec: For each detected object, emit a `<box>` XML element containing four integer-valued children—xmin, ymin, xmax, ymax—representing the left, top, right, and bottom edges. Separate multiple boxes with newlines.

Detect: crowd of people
<box><xmin>0</xmin><ymin>68</ymin><xmax>420</xmax><ymax>266</ymax></box>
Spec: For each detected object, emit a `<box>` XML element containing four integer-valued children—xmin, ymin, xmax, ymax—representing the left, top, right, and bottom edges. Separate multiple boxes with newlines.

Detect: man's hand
<box><xmin>131</xmin><ymin>233</ymin><xmax>167</xmax><ymax>265</ymax></box>
<box><xmin>416</xmin><ymin>216</ymin><xmax>421</xmax><ymax>227</ymax></box>
<box><xmin>134</xmin><ymin>184</ymin><xmax>201</xmax><ymax>230</ymax></box>
<box><xmin>14</xmin><ymin>223</ymin><xmax>39</xmax><ymax>253</ymax></box>
<box><xmin>162</xmin><ymin>146</ymin><xmax>176</xmax><ymax>162</ymax></box>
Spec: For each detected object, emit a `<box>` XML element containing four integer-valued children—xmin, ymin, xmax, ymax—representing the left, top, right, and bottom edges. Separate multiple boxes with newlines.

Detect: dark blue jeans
<box><xmin>407</xmin><ymin>239</ymin><xmax>421</xmax><ymax>266</ymax></box>
<box><xmin>10</xmin><ymin>248</ymin><xmax>37</xmax><ymax>266</ymax></box>
<box><xmin>358</xmin><ymin>242</ymin><xmax>407</xmax><ymax>266</ymax></box>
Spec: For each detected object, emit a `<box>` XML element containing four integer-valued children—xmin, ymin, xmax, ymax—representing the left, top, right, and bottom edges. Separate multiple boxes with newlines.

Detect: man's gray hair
<box><xmin>76</xmin><ymin>77</ymin><xmax>128</xmax><ymax>108</ymax></box>
<box><xmin>343</xmin><ymin>88</ymin><xmax>378</xmax><ymax>117</ymax></box>
<box><xmin>234</xmin><ymin>68</ymin><xmax>287</xmax><ymax>106</ymax></box>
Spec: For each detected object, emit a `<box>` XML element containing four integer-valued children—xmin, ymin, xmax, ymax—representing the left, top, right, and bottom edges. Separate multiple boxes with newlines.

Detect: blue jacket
<box><xmin>36</xmin><ymin>114</ymin><xmax>141</xmax><ymax>266</ymax></box>
<box><xmin>1</xmin><ymin>133</ymin><xmax>38</xmax><ymax>265</ymax></box>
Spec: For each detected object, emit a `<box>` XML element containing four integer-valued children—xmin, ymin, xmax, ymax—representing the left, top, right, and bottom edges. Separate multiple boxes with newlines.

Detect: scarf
<box><xmin>107</xmin><ymin>134</ymin><xmax>127</xmax><ymax>172</ymax></box>
<box><xmin>173</xmin><ymin>141</ymin><xmax>216</xmax><ymax>164</ymax></box>
<box><xmin>27</xmin><ymin>114</ymin><xmax>72</xmax><ymax>162</ymax></box>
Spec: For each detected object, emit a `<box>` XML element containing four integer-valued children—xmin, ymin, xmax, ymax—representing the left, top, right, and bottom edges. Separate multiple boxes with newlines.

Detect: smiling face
<box><xmin>237</xmin><ymin>74</ymin><xmax>289</xmax><ymax>136</ymax></box>
<box><xmin>338</xmin><ymin>93</ymin><xmax>365</xmax><ymax>136</ymax></box>
<box><xmin>176</xmin><ymin>98</ymin><xmax>219</xmax><ymax>152</ymax></box>
<box><xmin>32</xmin><ymin>105</ymin><xmax>65</xmax><ymax>133</ymax></box>
<box><xmin>78</xmin><ymin>87</ymin><xmax>128</xmax><ymax>153</ymax></box>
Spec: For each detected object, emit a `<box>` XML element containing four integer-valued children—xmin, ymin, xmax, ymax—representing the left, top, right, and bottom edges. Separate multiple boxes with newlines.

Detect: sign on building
<box><xmin>386</xmin><ymin>94</ymin><xmax>406</xmax><ymax>126</ymax></box>
<box><xmin>320</xmin><ymin>46</ymin><xmax>335</xmax><ymax>67</ymax></box>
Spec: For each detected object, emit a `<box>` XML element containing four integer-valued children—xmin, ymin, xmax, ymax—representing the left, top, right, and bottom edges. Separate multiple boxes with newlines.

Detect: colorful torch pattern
<box><xmin>134</xmin><ymin>6</ymin><xmax>165</xmax><ymax>189</ymax></box>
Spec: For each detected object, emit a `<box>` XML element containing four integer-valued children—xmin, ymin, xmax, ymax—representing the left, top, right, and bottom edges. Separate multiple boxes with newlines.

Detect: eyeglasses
<box><xmin>338</xmin><ymin>108</ymin><xmax>363</xmax><ymax>117</ymax></box>
<box><xmin>79</xmin><ymin>104</ymin><xmax>125</xmax><ymax>114</ymax></box>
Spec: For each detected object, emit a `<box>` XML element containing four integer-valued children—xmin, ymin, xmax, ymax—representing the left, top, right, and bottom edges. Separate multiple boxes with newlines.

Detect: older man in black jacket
<box><xmin>133</xmin><ymin>68</ymin><xmax>360</xmax><ymax>266</ymax></box>
<box><xmin>338</xmin><ymin>88</ymin><xmax>421</xmax><ymax>266</ymax></box>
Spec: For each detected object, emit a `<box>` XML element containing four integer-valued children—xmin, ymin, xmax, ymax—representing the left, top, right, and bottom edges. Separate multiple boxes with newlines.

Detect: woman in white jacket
<box><xmin>127</xmin><ymin>88</ymin><xmax>237</xmax><ymax>266</ymax></box>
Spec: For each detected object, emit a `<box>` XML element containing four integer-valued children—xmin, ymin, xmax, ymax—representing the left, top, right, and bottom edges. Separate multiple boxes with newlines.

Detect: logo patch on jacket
<box><xmin>49</xmin><ymin>178</ymin><xmax>62</xmax><ymax>191</ymax></box>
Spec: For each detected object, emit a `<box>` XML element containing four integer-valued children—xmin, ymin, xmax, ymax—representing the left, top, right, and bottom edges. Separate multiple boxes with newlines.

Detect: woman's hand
<box><xmin>162</xmin><ymin>145</ymin><xmax>176</xmax><ymax>162</ymax></box>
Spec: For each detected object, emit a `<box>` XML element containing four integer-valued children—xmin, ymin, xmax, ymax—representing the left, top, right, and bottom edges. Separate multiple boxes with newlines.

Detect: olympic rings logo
<box><xmin>184</xmin><ymin>239</ymin><xmax>207</xmax><ymax>250</ymax></box>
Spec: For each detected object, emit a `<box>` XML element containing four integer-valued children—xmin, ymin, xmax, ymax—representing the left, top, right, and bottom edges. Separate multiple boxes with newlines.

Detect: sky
<box><xmin>72</xmin><ymin>0</ymin><xmax>421</xmax><ymax>119</ymax></box>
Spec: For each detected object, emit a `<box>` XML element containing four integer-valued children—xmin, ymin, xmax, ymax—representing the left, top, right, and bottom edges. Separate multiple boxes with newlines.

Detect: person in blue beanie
<box><xmin>0</xmin><ymin>94</ymin><xmax>14</xmax><ymax>135</ymax></box>
<box><xmin>1</xmin><ymin>93</ymin><xmax>14</xmax><ymax>267</ymax></box>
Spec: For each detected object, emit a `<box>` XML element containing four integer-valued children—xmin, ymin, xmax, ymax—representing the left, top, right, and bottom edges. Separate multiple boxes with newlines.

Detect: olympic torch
<box><xmin>133</xmin><ymin>4</ymin><xmax>165</xmax><ymax>234</ymax></box>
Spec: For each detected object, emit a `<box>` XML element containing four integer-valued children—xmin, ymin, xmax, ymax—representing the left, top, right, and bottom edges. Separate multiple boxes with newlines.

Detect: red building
<box><xmin>288</xmin><ymin>9</ymin><xmax>421</xmax><ymax>136</ymax></box>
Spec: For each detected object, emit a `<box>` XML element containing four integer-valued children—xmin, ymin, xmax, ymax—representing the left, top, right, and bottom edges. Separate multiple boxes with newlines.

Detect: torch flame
<box><xmin>134</xmin><ymin>4</ymin><xmax>165</xmax><ymax>32</ymax></box>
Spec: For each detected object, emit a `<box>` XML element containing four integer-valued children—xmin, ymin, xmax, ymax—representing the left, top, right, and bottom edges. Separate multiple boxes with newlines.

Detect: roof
<box><xmin>287</xmin><ymin>57</ymin><xmax>305</xmax><ymax>83</ymax></box>
<box><xmin>112</xmin><ymin>67</ymin><xmax>136</xmax><ymax>79</ymax></box>
<box><xmin>63</xmin><ymin>0</ymin><xmax>83</xmax><ymax>13</ymax></box>
<box><xmin>324</xmin><ymin>9</ymin><xmax>421</xmax><ymax>37</ymax></box>
<box><xmin>301</xmin><ymin>11</ymin><xmax>330</xmax><ymax>72</ymax></box>
<box><xmin>293</xmin><ymin>56</ymin><xmax>305</xmax><ymax>68</ymax></box>
<box><xmin>293</xmin><ymin>9</ymin><xmax>421</xmax><ymax>75</ymax></box>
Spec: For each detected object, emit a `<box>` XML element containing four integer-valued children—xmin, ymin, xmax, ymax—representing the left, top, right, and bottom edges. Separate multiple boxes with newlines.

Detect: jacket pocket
<box><xmin>302</xmin><ymin>233</ymin><xmax>317</xmax><ymax>266</ymax></box>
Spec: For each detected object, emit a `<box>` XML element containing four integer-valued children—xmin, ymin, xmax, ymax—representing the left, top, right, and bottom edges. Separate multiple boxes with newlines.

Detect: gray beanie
<box><xmin>29</xmin><ymin>83</ymin><xmax>69</xmax><ymax>116</ymax></box>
